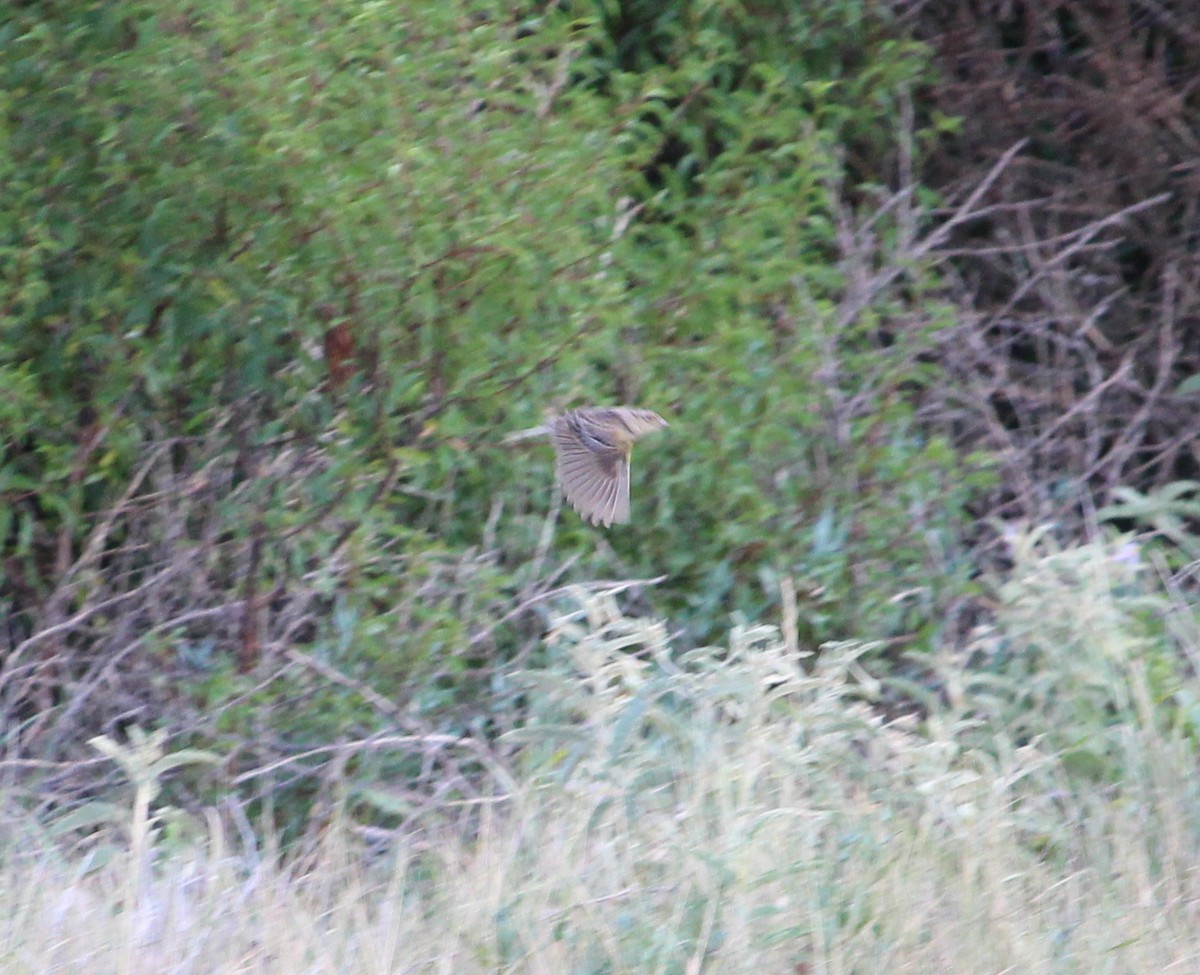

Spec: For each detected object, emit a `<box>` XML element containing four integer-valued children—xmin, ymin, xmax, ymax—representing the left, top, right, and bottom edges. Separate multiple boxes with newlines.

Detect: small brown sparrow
<box><xmin>504</xmin><ymin>406</ymin><xmax>668</xmax><ymax>527</ymax></box>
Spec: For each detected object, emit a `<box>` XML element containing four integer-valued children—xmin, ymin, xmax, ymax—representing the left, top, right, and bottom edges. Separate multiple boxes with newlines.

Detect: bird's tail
<box><xmin>501</xmin><ymin>424</ymin><xmax>552</xmax><ymax>445</ymax></box>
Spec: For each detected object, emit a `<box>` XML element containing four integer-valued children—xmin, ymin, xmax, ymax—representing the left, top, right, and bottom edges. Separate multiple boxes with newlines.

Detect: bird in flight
<box><xmin>504</xmin><ymin>406</ymin><xmax>668</xmax><ymax>527</ymax></box>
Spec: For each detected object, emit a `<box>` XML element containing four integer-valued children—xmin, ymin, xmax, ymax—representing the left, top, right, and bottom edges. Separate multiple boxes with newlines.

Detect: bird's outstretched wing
<box><xmin>553</xmin><ymin>424</ymin><xmax>629</xmax><ymax>527</ymax></box>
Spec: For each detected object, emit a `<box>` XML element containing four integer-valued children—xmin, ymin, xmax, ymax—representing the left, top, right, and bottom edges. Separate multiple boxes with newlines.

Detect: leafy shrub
<box><xmin>927</xmin><ymin>527</ymin><xmax>1196</xmax><ymax>784</ymax></box>
<box><xmin>8</xmin><ymin>560</ymin><xmax>1200</xmax><ymax>970</ymax></box>
<box><xmin>2</xmin><ymin>0</ymin><xmax>986</xmax><ymax>821</ymax></box>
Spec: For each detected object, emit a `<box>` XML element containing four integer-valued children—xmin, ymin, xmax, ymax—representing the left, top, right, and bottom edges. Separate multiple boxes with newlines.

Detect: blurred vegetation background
<box><xmin>3</xmin><ymin>0</ymin><xmax>1199</xmax><ymax>837</ymax></box>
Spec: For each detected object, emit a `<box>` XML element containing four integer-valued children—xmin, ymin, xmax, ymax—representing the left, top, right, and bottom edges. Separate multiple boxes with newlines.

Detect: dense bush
<box><xmin>3</xmin><ymin>0</ymin><xmax>981</xmax><ymax>819</ymax></box>
<box><xmin>7</xmin><ymin>553</ymin><xmax>1199</xmax><ymax>970</ymax></box>
<box><xmin>911</xmin><ymin>1</ymin><xmax>1200</xmax><ymax>523</ymax></box>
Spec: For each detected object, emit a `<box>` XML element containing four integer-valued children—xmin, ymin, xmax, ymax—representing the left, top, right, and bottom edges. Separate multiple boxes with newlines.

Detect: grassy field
<box><xmin>3</xmin><ymin>532</ymin><xmax>1198</xmax><ymax>974</ymax></box>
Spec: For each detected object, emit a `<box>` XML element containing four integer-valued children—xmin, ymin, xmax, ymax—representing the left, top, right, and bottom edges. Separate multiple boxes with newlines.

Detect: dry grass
<box><xmin>2</xmin><ymin>532</ymin><xmax>1199</xmax><ymax>974</ymax></box>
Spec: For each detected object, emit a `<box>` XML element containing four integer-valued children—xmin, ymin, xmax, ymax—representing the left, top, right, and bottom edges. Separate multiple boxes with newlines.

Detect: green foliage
<box><xmin>2</xmin><ymin>0</ymin><xmax>986</xmax><ymax>820</ymax></box>
<box><xmin>935</xmin><ymin>528</ymin><xmax>1196</xmax><ymax>783</ymax></box>
<box><xmin>6</xmin><ymin>592</ymin><xmax>1200</xmax><ymax>970</ymax></box>
<box><xmin>1098</xmin><ymin>482</ymin><xmax>1200</xmax><ymax>564</ymax></box>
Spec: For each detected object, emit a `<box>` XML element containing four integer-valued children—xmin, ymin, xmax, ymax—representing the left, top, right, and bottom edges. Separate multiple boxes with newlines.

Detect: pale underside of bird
<box><xmin>504</xmin><ymin>406</ymin><xmax>668</xmax><ymax>528</ymax></box>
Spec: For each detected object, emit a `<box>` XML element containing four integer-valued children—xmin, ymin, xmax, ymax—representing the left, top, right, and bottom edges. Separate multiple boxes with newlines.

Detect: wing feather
<box><xmin>591</xmin><ymin>462</ymin><xmax>619</xmax><ymax>527</ymax></box>
<box><xmin>556</xmin><ymin>446</ymin><xmax>616</xmax><ymax>525</ymax></box>
<box><xmin>611</xmin><ymin>454</ymin><xmax>631</xmax><ymax>525</ymax></box>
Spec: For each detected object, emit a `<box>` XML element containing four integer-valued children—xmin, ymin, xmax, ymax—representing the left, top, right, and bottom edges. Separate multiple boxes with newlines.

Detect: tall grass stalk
<box><xmin>1</xmin><ymin>534</ymin><xmax>1198</xmax><ymax>973</ymax></box>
